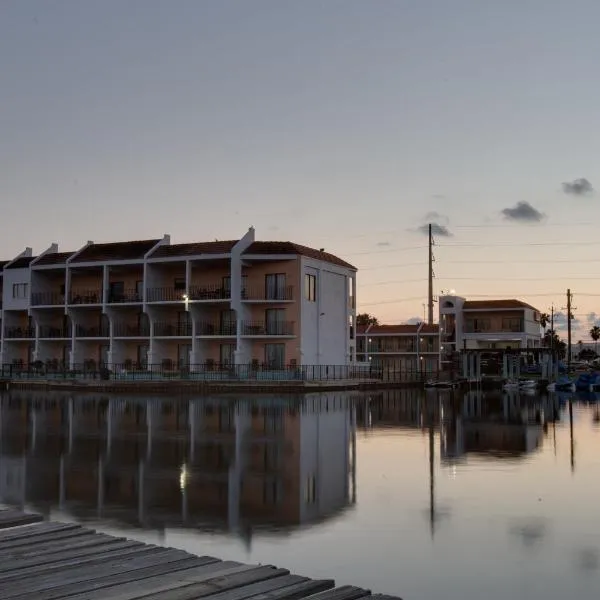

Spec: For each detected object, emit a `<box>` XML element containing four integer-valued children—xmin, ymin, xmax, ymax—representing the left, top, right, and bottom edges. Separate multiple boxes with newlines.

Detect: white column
<box><xmin>102</xmin><ymin>265</ymin><xmax>109</xmax><ymax>306</ymax></box>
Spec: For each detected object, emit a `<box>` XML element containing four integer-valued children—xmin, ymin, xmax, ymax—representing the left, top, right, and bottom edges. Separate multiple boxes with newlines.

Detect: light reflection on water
<box><xmin>1</xmin><ymin>389</ymin><xmax>600</xmax><ymax>599</ymax></box>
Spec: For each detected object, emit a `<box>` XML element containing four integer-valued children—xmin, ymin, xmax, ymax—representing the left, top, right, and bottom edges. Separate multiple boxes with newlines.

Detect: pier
<box><xmin>0</xmin><ymin>510</ymin><xmax>400</xmax><ymax>599</ymax></box>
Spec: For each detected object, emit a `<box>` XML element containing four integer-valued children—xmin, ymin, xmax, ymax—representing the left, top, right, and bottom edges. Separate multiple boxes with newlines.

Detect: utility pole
<box><xmin>428</xmin><ymin>223</ymin><xmax>434</xmax><ymax>325</ymax></box>
<box><xmin>567</xmin><ymin>289</ymin><xmax>575</xmax><ymax>373</ymax></box>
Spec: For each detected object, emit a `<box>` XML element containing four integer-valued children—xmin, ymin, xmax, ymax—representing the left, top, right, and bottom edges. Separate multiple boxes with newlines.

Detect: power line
<box><xmin>438</xmin><ymin>240</ymin><xmax>600</xmax><ymax>248</ymax></box>
<box><xmin>357</xmin><ymin>257</ymin><xmax>600</xmax><ymax>270</ymax></box>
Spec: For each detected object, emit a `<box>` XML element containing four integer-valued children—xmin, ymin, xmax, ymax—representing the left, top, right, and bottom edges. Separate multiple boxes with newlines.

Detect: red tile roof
<box><xmin>149</xmin><ymin>241</ymin><xmax>238</xmax><ymax>258</ymax></box>
<box><xmin>245</xmin><ymin>242</ymin><xmax>356</xmax><ymax>270</ymax></box>
<box><xmin>6</xmin><ymin>256</ymin><xmax>37</xmax><ymax>269</ymax></box>
<box><xmin>357</xmin><ymin>323</ymin><xmax>439</xmax><ymax>335</ymax></box>
<box><xmin>463</xmin><ymin>299</ymin><xmax>538</xmax><ymax>311</ymax></box>
<box><xmin>71</xmin><ymin>239</ymin><xmax>160</xmax><ymax>263</ymax></box>
<box><xmin>34</xmin><ymin>251</ymin><xmax>75</xmax><ymax>266</ymax></box>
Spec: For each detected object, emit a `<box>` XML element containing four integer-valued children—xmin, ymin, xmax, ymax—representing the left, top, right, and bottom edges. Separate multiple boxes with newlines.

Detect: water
<box><xmin>1</xmin><ymin>389</ymin><xmax>599</xmax><ymax>599</ymax></box>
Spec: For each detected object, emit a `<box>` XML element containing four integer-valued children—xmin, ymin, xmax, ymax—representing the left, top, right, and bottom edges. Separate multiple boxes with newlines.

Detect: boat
<box><xmin>519</xmin><ymin>379</ymin><xmax>538</xmax><ymax>390</ymax></box>
<box><xmin>503</xmin><ymin>380</ymin><xmax>520</xmax><ymax>391</ymax></box>
<box><xmin>425</xmin><ymin>380</ymin><xmax>459</xmax><ymax>389</ymax></box>
<box><xmin>548</xmin><ymin>376</ymin><xmax>576</xmax><ymax>393</ymax></box>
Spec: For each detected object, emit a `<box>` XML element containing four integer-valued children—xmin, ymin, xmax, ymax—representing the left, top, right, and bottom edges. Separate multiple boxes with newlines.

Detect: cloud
<box><xmin>586</xmin><ymin>312</ymin><xmax>598</xmax><ymax>326</ymax></box>
<box><xmin>376</xmin><ymin>241</ymin><xmax>391</xmax><ymax>247</ymax></box>
<box><xmin>417</xmin><ymin>222</ymin><xmax>452</xmax><ymax>237</ymax></box>
<box><xmin>552</xmin><ymin>311</ymin><xmax>580</xmax><ymax>332</ymax></box>
<box><xmin>423</xmin><ymin>211</ymin><xmax>449</xmax><ymax>225</ymax></box>
<box><xmin>562</xmin><ymin>178</ymin><xmax>594</xmax><ymax>196</ymax></box>
<box><xmin>404</xmin><ymin>316</ymin><xmax>423</xmax><ymax>325</ymax></box>
<box><xmin>501</xmin><ymin>201</ymin><xmax>545</xmax><ymax>223</ymax></box>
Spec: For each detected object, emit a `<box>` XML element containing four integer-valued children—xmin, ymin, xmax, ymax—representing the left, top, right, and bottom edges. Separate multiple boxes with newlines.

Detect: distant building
<box><xmin>356</xmin><ymin>323</ymin><xmax>439</xmax><ymax>375</ymax></box>
<box><xmin>0</xmin><ymin>228</ymin><xmax>357</xmax><ymax>371</ymax></box>
<box><xmin>439</xmin><ymin>295</ymin><xmax>542</xmax><ymax>364</ymax></box>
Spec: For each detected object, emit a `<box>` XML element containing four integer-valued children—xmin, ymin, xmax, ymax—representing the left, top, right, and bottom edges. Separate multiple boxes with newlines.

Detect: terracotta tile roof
<box><xmin>71</xmin><ymin>239</ymin><xmax>160</xmax><ymax>263</ymax></box>
<box><xmin>245</xmin><ymin>241</ymin><xmax>356</xmax><ymax>270</ymax></box>
<box><xmin>34</xmin><ymin>251</ymin><xmax>74</xmax><ymax>266</ymax></box>
<box><xmin>149</xmin><ymin>240</ymin><xmax>237</xmax><ymax>258</ymax></box>
<box><xmin>463</xmin><ymin>299</ymin><xmax>538</xmax><ymax>311</ymax></box>
<box><xmin>357</xmin><ymin>323</ymin><xmax>439</xmax><ymax>335</ymax></box>
<box><xmin>6</xmin><ymin>256</ymin><xmax>37</xmax><ymax>269</ymax></box>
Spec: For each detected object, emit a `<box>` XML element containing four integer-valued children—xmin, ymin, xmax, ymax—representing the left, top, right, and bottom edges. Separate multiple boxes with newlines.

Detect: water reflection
<box><xmin>0</xmin><ymin>393</ymin><xmax>357</xmax><ymax>542</ymax></box>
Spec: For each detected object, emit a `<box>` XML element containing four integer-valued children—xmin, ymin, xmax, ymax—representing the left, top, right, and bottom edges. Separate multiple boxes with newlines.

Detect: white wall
<box><xmin>2</xmin><ymin>268</ymin><xmax>32</xmax><ymax>311</ymax></box>
<box><xmin>300</xmin><ymin>257</ymin><xmax>353</xmax><ymax>366</ymax></box>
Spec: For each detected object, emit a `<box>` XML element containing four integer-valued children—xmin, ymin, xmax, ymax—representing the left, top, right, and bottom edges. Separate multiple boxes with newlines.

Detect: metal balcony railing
<box><xmin>112</xmin><ymin>323</ymin><xmax>150</xmax><ymax>337</ymax></box>
<box><xmin>153</xmin><ymin>321</ymin><xmax>193</xmax><ymax>336</ymax></box>
<box><xmin>197</xmin><ymin>321</ymin><xmax>237</xmax><ymax>336</ymax></box>
<box><xmin>38</xmin><ymin>326</ymin><xmax>71</xmax><ymax>339</ymax></box>
<box><xmin>242</xmin><ymin>286</ymin><xmax>294</xmax><ymax>301</ymax></box>
<box><xmin>146</xmin><ymin>287</ymin><xmax>187</xmax><ymax>302</ymax></box>
<box><xmin>4</xmin><ymin>327</ymin><xmax>35</xmax><ymax>339</ymax></box>
<box><xmin>75</xmin><ymin>325</ymin><xmax>109</xmax><ymax>337</ymax></box>
<box><xmin>108</xmin><ymin>289</ymin><xmax>142</xmax><ymax>303</ymax></box>
<box><xmin>241</xmin><ymin>321</ymin><xmax>295</xmax><ymax>336</ymax></box>
<box><xmin>188</xmin><ymin>283</ymin><xmax>230</xmax><ymax>301</ymax></box>
<box><xmin>31</xmin><ymin>292</ymin><xmax>65</xmax><ymax>306</ymax></box>
<box><xmin>69</xmin><ymin>289</ymin><xmax>102</xmax><ymax>304</ymax></box>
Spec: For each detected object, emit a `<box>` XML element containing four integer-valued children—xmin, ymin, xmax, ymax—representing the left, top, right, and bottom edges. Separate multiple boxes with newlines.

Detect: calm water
<box><xmin>1</xmin><ymin>388</ymin><xmax>599</xmax><ymax>599</ymax></box>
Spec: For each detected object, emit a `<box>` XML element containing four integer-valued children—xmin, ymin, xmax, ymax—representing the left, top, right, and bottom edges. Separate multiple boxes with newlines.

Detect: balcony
<box><xmin>464</xmin><ymin>327</ymin><xmax>523</xmax><ymax>334</ymax></box>
<box><xmin>31</xmin><ymin>292</ymin><xmax>65</xmax><ymax>306</ymax></box>
<box><xmin>188</xmin><ymin>283</ymin><xmax>230</xmax><ymax>301</ymax></box>
<box><xmin>108</xmin><ymin>289</ymin><xmax>142</xmax><ymax>304</ymax></box>
<box><xmin>4</xmin><ymin>326</ymin><xmax>35</xmax><ymax>339</ymax></box>
<box><xmin>69</xmin><ymin>289</ymin><xmax>102</xmax><ymax>305</ymax></box>
<box><xmin>38</xmin><ymin>325</ymin><xmax>71</xmax><ymax>339</ymax></box>
<box><xmin>197</xmin><ymin>321</ymin><xmax>236</xmax><ymax>336</ymax></box>
<box><xmin>113</xmin><ymin>323</ymin><xmax>150</xmax><ymax>337</ymax></box>
<box><xmin>153</xmin><ymin>321</ymin><xmax>192</xmax><ymax>337</ymax></box>
<box><xmin>241</xmin><ymin>321</ymin><xmax>295</xmax><ymax>336</ymax></box>
<box><xmin>242</xmin><ymin>286</ymin><xmax>294</xmax><ymax>302</ymax></box>
<box><xmin>76</xmin><ymin>325</ymin><xmax>109</xmax><ymax>338</ymax></box>
<box><xmin>147</xmin><ymin>287</ymin><xmax>187</xmax><ymax>302</ymax></box>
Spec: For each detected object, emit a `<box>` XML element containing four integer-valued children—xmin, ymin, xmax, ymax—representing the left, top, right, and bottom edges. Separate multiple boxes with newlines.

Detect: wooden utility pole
<box><xmin>567</xmin><ymin>289</ymin><xmax>573</xmax><ymax>372</ymax></box>
<box><xmin>428</xmin><ymin>223</ymin><xmax>434</xmax><ymax>325</ymax></box>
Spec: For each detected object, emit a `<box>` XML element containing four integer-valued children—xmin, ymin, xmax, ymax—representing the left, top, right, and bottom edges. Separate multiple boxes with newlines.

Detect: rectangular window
<box><xmin>265</xmin><ymin>273</ymin><xmax>286</xmax><ymax>300</ymax></box>
<box><xmin>265</xmin><ymin>343</ymin><xmax>285</xmax><ymax>368</ymax></box>
<box><xmin>265</xmin><ymin>308</ymin><xmax>285</xmax><ymax>335</ymax></box>
<box><xmin>222</xmin><ymin>276</ymin><xmax>231</xmax><ymax>295</ymax></box>
<box><xmin>12</xmin><ymin>283</ymin><xmax>28</xmax><ymax>299</ymax></box>
<box><xmin>220</xmin><ymin>309</ymin><xmax>236</xmax><ymax>335</ymax></box>
<box><xmin>174</xmin><ymin>277</ymin><xmax>186</xmax><ymax>290</ymax></box>
<box><xmin>501</xmin><ymin>317</ymin><xmax>523</xmax><ymax>332</ymax></box>
<box><xmin>304</xmin><ymin>475</ymin><xmax>317</xmax><ymax>504</ymax></box>
<box><xmin>109</xmin><ymin>281</ymin><xmax>124</xmax><ymax>302</ymax></box>
<box><xmin>304</xmin><ymin>273</ymin><xmax>316</xmax><ymax>302</ymax></box>
<box><xmin>220</xmin><ymin>343</ymin><xmax>235</xmax><ymax>365</ymax></box>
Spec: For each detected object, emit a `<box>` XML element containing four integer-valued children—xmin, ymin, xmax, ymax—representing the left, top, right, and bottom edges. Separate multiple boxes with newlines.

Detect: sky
<box><xmin>2</xmin><ymin>0</ymin><xmax>600</xmax><ymax>339</ymax></box>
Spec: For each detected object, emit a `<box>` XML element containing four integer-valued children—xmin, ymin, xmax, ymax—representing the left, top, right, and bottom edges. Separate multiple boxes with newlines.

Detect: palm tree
<box><xmin>540</xmin><ymin>312</ymin><xmax>550</xmax><ymax>331</ymax></box>
<box><xmin>590</xmin><ymin>326</ymin><xmax>600</xmax><ymax>354</ymax></box>
<box><xmin>577</xmin><ymin>340</ymin><xmax>583</xmax><ymax>359</ymax></box>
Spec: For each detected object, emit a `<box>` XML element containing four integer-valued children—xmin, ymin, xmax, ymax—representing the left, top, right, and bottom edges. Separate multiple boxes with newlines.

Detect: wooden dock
<box><xmin>0</xmin><ymin>510</ymin><xmax>401</xmax><ymax>600</ymax></box>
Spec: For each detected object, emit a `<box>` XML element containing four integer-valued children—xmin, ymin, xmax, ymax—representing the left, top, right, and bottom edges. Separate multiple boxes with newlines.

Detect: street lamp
<box><xmin>182</xmin><ymin>293</ymin><xmax>189</xmax><ymax>312</ymax></box>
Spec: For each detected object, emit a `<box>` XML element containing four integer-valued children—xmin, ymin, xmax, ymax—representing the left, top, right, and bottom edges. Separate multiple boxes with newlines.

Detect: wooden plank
<box><xmin>0</xmin><ymin>531</ymin><xmax>107</xmax><ymax>558</ymax></box>
<box><xmin>237</xmin><ymin>579</ymin><xmax>336</xmax><ymax>600</ymax></box>
<box><xmin>0</xmin><ymin>541</ymin><xmax>154</xmax><ymax>581</ymax></box>
<box><xmin>0</xmin><ymin>522</ymin><xmax>82</xmax><ymax>541</ymax></box>
<box><xmin>370</xmin><ymin>595</ymin><xmax>403</xmax><ymax>600</ymax></box>
<box><xmin>116</xmin><ymin>566</ymin><xmax>292</xmax><ymax>600</ymax></box>
<box><xmin>299</xmin><ymin>587</ymin><xmax>371</xmax><ymax>600</ymax></box>
<box><xmin>189</xmin><ymin>574</ymin><xmax>308</xmax><ymax>600</ymax></box>
<box><xmin>0</xmin><ymin>512</ymin><xmax>43</xmax><ymax>529</ymax></box>
<box><xmin>13</xmin><ymin>555</ymin><xmax>219</xmax><ymax>600</ymax></box>
<box><xmin>1</xmin><ymin>549</ymin><xmax>207</xmax><ymax>597</ymax></box>
<box><xmin>0</xmin><ymin>526</ymin><xmax>93</xmax><ymax>550</ymax></box>
<box><xmin>69</xmin><ymin>563</ymin><xmax>268</xmax><ymax>600</ymax></box>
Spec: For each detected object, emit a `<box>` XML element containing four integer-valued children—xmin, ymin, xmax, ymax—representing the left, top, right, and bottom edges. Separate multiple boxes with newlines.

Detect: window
<box><xmin>220</xmin><ymin>309</ymin><xmax>236</xmax><ymax>335</ymax></box>
<box><xmin>466</xmin><ymin>318</ymin><xmax>491</xmax><ymax>332</ymax></box>
<box><xmin>109</xmin><ymin>281</ymin><xmax>124</xmax><ymax>302</ymax></box>
<box><xmin>174</xmin><ymin>278</ymin><xmax>186</xmax><ymax>290</ymax></box>
<box><xmin>501</xmin><ymin>317</ymin><xmax>523</xmax><ymax>332</ymax></box>
<box><xmin>12</xmin><ymin>283</ymin><xmax>28</xmax><ymax>299</ymax></box>
<box><xmin>265</xmin><ymin>308</ymin><xmax>285</xmax><ymax>335</ymax></box>
<box><xmin>220</xmin><ymin>343</ymin><xmax>235</xmax><ymax>366</ymax></box>
<box><xmin>304</xmin><ymin>475</ymin><xmax>317</xmax><ymax>504</ymax></box>
<box><xmin>222</xmin><ymin>276</ymin><xmax>231</xmax><ymax>295</ymax></box>
<box><xmin>304</xmin><ymin>273</ymin><xmax>316</xmax><ymax>302</ymax></box>
<box><xmin>263</xmin><ymin>480</ymin><xmax>282</xmax><ymax>505</ymax></box>
<box><xmin>136</xmin><ymin>280</ymin><xmax>143</xmax><ymax>300</ymax></box>
<box><xmin>265</xmin><ymin>343</ymin><xmax>285</xmax><ymax>368</ymax></box>
<box><xmin>265</xmin><ymin>273</ymin><xmax>286</xmax><ymax>300</ymax></box>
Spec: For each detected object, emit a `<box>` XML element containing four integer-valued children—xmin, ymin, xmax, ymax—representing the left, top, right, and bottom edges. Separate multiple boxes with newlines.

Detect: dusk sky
<box><xmin>2</xmin><ymin>1</ymin><xmax>600</xmax><ymax>338</ymax></box>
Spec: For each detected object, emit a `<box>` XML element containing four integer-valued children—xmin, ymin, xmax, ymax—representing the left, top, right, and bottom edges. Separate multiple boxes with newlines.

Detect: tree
<box><xmin>543</xmin><ymin>329</ymin><xmax>567</xmax><ymax>359</ymax></box>
<box><xmin>577</xmin><ymin>340</ymin><xmax>584</xmax><ymax>358</ymax></box>
<box><xmin>540</xmin><ymin>312</ymin><xmax>550</xmax><ymax>330</ymax></box>
<box><xmin>356</xmin><ymin>313</ymin><xmax>379</xmax><ymax>327</ymax></box>
<box><xmin>590</xmin><ymin>325</ymin><xmax>600</xmax><ymax>354</ymax></box>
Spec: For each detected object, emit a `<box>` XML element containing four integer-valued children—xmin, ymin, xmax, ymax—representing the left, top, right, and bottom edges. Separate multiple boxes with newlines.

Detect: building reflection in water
<box><xmin>356</xmin><ymin>388</ymin><xmax>562</xmax><ymax>537</ymax></box>
<box><xmin>0</xmin><ymin>393</ymin><xmax>357</xmax><ymax>543</ymax></box>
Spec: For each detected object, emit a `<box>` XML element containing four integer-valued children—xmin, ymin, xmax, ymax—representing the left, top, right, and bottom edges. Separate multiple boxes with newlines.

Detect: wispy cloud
<box><xmin>501</xmin><ymin>201</ymin><xmax>545</xmax><ymax>223</ymax></box>
<box><xmin>562</xmin><ymin>178</ymin><xmax>594</xmax><ymax>196</ymax></box>
<box><xmin>423</xmin><ymin>211</ymin><xmax>449</xmax><ymax>225</ymax></box>
<box><xmin>405</xmin><ymin>316</ymin><xmax>423</xmax><ymax>325</ymax></box>
<box><xmin>417</xmin><ymin>223</ymin><xmax>452</xmax><ymax>237</ymax></box>
<box><xmin>552</xmin><ymin>311</ymin><xmax>580</xmax><ymax>332</ymax></box>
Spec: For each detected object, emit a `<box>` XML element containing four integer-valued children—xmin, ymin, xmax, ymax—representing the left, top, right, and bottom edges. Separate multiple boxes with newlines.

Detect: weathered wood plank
<box><xmin>187</xmin><ymin>575</ymin><xmax>308</xmax><ymax>600</ymax></box>
<box><xmin>119</xmin><ymin>566</ymin><xmax>292</xmax><ymax>600</ymax></box>
<box><xmin>370</xmin><ymin>595</ymin><xmax>402</xmax><ymax>600</ymax></box>
<box><xmin>238</xmin><ymin>578</ymin><xmax>336</xmax><ymax>600</ymax></box>
<box><xmin>0</xmin><ymin>526</ymin><xmax>93</xmax><ymax>550</ymax></box>
<box><xmin>0</xmin><ymin>522</ymin><xmax>81</xmax><ymax>541</ymax></box>
<box><xmin>0</xmin><ymin>511</ymin><xmax>43</xmax><ymax>529</ymax></box>
<box><xmin>299</xmin><ymin>587</ymin><xmax>371</xmax><ymax>600</ymax></box>
<box><xmin>15</xmin><ymin>556</ymin><xmax>220</xmax><ymax>600</ymax></box>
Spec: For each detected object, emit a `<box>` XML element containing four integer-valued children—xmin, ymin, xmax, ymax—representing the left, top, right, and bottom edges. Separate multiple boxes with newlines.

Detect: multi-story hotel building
<box><xmin>0</xmin><ymin>228</ymin><xmax>357</xmax><ymax>371</ymax></box>
<box><xmin>438</xmin><ymin>295</ymin><xmax>542</xmax><ymax>364</ymax></box>
<box><xmin>355</xmin><ymin>323</ymin><xmax>440</xmax><ymax>375</ymax></box>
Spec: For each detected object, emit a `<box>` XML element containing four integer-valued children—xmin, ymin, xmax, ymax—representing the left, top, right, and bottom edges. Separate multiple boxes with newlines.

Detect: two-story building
<box><xmin>356</xmin><ymin>323</ymin><xmax>440</xmax><ymax>375</ymax></box>
<box><xmin>0</xmin><ymin>228</ymin><xmax>357</xmax><ymax>372</ymax></box>
<box><xmin>439</xmin><ymin>295</ymin><xmax>542</xmax><ymax>365</ymax></box>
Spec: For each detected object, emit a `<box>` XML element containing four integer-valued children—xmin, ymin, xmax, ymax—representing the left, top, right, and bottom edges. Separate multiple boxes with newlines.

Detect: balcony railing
<box><xmin>188</xmin><ymin>283</ymin><xmax>230</xmax><ymax>301</ymax></box>
<box><xmin>31</xmin><ymin>292</ymin><xmax>65</xmax><ymax>306</ymax></box>
<box><xmin>4</xmin><ymin>327</ymin><xmax>35</xmax><ymax>339</ymax></box>
<box><xmin>113</xmin><ymin>323</ymin><xmax>150</xmax><ymax>337</ymax></box>
<box><xmin>242</xmin><ymin>286</ymin><xmax>294</xmax><ymax>301</ymax></box>
<box><xmin>241</xmin><ymin>321</ymin><xmax>295</xmax><ymax>336</ymax></box>
<box><xmin>153</xmin><ymin>321</ymin><xmax>193</xmax><ymax>336</ymax></box>
<box><xmin>108</xmin><ymin>289</ymin><xmax>142</xmax><ymax>303</ymax></box>
<box><xmin>38</xmin><ymin>325</ymin><xmax>71</xmax><ymax>339</ymax></box>
<box><xmin>69</xmin><ymin>289</ymin><xmax>102</xmax><ymax>305</ymax></box>
<box><xmin>146</xmin><ymin>287</ymin><xmax>187</xmax><ymax>302</ymax></box>
<box><xmin>75</xmin><ymin>325</ymin><xmax>109</xmax><ymax>337</ymax></box>
<box><xmin>464</xmin><ymin>327</ymin><xmax>523</xmax><ymax>334</ymax></box>
<box><xmin>197</xmin><ymin>321</ymin><xmax>237</xmax><ymax>336</ymax></box>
